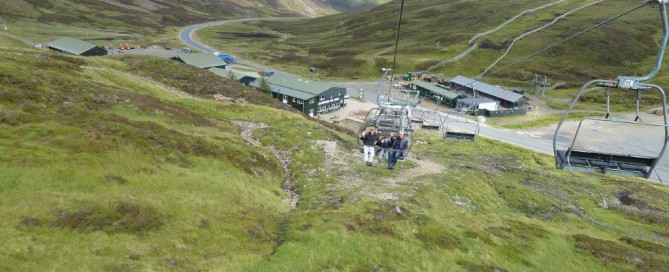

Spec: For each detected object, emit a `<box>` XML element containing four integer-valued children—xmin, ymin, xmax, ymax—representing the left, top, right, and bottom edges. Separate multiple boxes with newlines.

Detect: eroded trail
<box><xmin>381</xmin><ymin>158</ymin><xmax>445</xmax><ymax>186</ymax></box>
<box><xmin>232</xmin><ymin>121</ymin><xmax>298</xmax><ymax>209</ymax></box>
<box><xmin>316</xmin><ymin>139</ymin><xmax>446</xmax><ymax>202</ymax></box>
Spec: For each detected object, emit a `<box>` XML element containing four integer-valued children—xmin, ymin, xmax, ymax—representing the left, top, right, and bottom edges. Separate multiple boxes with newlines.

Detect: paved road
<box><xmin>179</xmin><ymin>18</ymin><xmax>297</xmax><ymax>74</ymax></box>
<box><xmin>179</xmin><ymin>20</ymin><xmax>668</xmax><ymax>183</ymax></box>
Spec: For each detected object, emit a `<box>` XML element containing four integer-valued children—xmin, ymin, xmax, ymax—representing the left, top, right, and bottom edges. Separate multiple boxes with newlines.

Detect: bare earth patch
<box><xmin>232</xmin><ymin>121</ymin><xmax>298</xmax><ymax>209</ymax></box>
<box><xmin>316</xmin><ymin>139</ymin><xmax>446</xmax><ymax>202</ymax></box>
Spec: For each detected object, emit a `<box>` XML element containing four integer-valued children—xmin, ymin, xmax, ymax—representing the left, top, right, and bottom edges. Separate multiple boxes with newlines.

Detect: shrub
<box><xmin>51</xmin><ymin>202</ymin><xmax>163</xmax><ymax>234</ymax></box>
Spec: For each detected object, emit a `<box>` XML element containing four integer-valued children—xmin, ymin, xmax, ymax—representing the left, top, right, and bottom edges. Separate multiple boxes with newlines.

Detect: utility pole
<box><xmin>376</xmin><ymin>68</ymin><xmax>392</xmax><ymax>106</ymax></box>
<box><xmin>469</xmin><ymin>83</ymin><xmax>476</xmax><ymax>114</ymax></box>
<box><xmin>542</xmin><ymin>75</ymin><xmax>548</xmax><ymax>97</ymax></box>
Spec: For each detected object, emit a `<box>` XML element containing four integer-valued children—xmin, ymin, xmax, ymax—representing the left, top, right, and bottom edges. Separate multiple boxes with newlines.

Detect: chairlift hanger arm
<box><xmin>553</xmin><ymin>79</ymin><xmax>615</xmax><ymax>165</ymax></box>
<box><xmin>617</xmin><ymin>0</ymin><xmax>668</xmax><ymax>88</ymax></box>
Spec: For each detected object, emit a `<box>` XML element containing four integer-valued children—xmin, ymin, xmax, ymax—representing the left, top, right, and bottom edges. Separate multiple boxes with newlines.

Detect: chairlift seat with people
<box><xmin>358</xmin><ymin>104</ymin><xmax>413</xmax><ymax>159</ymax></box>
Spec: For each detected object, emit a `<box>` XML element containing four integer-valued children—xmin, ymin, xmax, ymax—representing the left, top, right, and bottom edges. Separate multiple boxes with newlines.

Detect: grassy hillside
<box><xmin>1</xmin><ymin>0</ymin><xmax>332</xmax><ymax>28</ymax></box>
<box><xmin>1</xmin><ymin>35</ymin><xmax>669</xmax><ymax>270</ymax></box>
<box><xmin>316</xmin><ymin>0</ymin><xmax>391</xmax><ymax>12</ymax></box>
<box><xmin>197</xmin><ymin>0</ymin><xmax>669</xmax><ymax>88</ymax></box>
<box><xmin>0</xmin><ymin>0</ymin><xmax>343</xmax><ymax>49</ymax></box>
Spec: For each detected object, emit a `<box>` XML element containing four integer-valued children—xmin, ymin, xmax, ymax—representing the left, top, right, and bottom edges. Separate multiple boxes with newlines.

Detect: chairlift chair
<box><xmin>419</xmin><ymin>110</ymin><xmax>444</xmax><ymax>131</ymax></box>
<box><xmin>553</xmin><ymin>0</ymin><xmax>669</xmax><ymax>180</ymax></box>
<box><xmin>443</xmin><ymin>108</ymin><xmax>480</xmax><ymax>141</ymax></box>
<box><xmin>358</xmin><ymin>104</ymin><xmax>413</xmax><ymax>159</ymax></box>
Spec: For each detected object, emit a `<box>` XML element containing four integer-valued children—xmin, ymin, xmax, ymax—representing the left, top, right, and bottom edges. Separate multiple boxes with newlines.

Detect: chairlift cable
<box><xmin>482</xmin><ymin>1</ymin><xmax>648</xmax><ymax>78</ymax></box>
<box><xmin>390</xmin><ymin>0</ymin><xmax>405</xmax><ymax>83</ymax></box>
<box><xmin>449</xmin><ymin>1</ymin><xmax>649</xmax><ymax>103</ymax></box>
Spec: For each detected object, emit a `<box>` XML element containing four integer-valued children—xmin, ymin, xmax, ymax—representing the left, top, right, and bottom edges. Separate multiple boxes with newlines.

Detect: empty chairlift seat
<box><xmin>552</xmin><ymin>1</ymin><xmax>669</xmax><ymax>180</ymax></box>
<box><xmin>443</xmin><ymin>111</ymin><xmax>479</xmax><ymax>141</ymax></box>
<box><xmin>556</xmin><ymin>149</ymin><xmax>657</xmax><ymax>177</ymax></box>
<box><xmin>419</xmin><ymin>111</ymin><xmax>443</xmax><ymax>131</ymax></box>
<box><xmin>444</xmin><ymin>131</ymin><xmax>477</xmax><ymax>140</ymax></box>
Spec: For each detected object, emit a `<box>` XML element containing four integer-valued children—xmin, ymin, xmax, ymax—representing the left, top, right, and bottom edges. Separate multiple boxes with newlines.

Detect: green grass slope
<box><xmin>1</xmin><ymin>0</ymin><xmax>332</xmax><ymax>29</ymax></box>
<box><xmin>0</xmin><ymin>0</ymin><xmax>342</xmax><ymax>49</ymax></box>
<box><xmin>1</xmin><ymin>42</ymin><xmax>669</xmax><ymax>271</ymax></box>
<box><xmin>198</xmin><ymin>0</ymin><xmax>669</xmax><ymax>88</ymax></box>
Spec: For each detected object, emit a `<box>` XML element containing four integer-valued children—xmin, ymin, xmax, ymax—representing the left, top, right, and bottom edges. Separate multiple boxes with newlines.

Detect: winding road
<box><xmin>178</xmin><ymin>19</ymin><xmax>668</xmax><ymax>183</ymax></box>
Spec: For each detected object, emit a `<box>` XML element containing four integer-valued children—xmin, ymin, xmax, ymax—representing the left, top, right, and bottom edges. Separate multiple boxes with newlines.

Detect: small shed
<box><xmin>171</xmin><ymin>53</ymin><xmax>227</xmax><ymax>69</ymax></box>
<box><xmin>457</xmin><ymin>98</ymin><xmax>498</xmax><ymax>111</ymax></box>
<box><xmin>47</xmin><ymin>37</ymin><xmax>107</xmax><ymax>56</ymax></box>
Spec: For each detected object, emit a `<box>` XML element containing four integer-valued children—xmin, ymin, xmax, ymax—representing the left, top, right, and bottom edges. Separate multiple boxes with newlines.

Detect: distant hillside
<box><xmin>0</xmin><ymin>0</ymin><xmax>392</xmax><ymax>30</ymax></box>
<box><xmin>316</xmin><ymin>0</ymin><xmax>392</xmax><ymax>12</ymax></box>
<box><xmin>0</xmin><ymin>0</ymin><xmax>335</xmax><ymax>30</ymax></box>
<box><xmin>198</xmin><ymin>0</ymin><xmax>669</xmax><ymax>87</ymax></box>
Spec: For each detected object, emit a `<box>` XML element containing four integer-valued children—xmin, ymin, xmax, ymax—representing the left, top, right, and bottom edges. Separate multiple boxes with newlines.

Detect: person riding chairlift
<box><xmin>387</xmin><ymin>131</ymin><xmax>409</xmax><ymax>170</ymax></box>
<box><xmin>360</xmin><ymin>126</ymin><xmax>379</xmax><ymax>166</ymax></box>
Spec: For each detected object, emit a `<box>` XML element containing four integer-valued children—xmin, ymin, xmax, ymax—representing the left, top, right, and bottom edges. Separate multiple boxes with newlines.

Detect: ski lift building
<box><xmin>171</xmin><ymin>53</ymin><xmax>228</xmax><ymax>69</ymax></box>
<box><xmin>47</xmin><ymin>37</ymin><xmax>107</xmax><ymax>56</ymax></box>
<box><xmin>410</xmin><ymin>80</ymin><xmax>465</xmax><ymax>108</ymax></box>
<box><xmin>449</xmin><ymin>75</ymin><xmax>529</xmax><ymax>108</ymax></box>
<box><xmin>250</xmin><ymin>73</ymin><xmax>346</xmax><ymax>117</ymax></box>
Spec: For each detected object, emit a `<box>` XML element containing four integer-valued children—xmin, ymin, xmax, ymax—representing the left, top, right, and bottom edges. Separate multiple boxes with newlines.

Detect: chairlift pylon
<box><xmin>553</xmin><ymin>0</ymin><xmax>669</xmax><ymax>180</ymax></box>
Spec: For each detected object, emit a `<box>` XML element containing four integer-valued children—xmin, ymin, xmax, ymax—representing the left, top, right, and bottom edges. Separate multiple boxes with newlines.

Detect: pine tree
<box><xmin>258</xmin><ymin>77</ymin><xmax>272</xmax><ymax>94</ymax></box>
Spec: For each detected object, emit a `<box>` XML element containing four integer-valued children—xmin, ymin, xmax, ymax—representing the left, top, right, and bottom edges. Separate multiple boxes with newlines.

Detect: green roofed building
<box><xmin>47</xmin><ymin>37</ymin><xmax>107</xmax><ymax>56</ymax></box>
<box><xmin>251</xmin><ymin>73</ymin><xmax>346</xmax><ymax>117</ymax></box>
<box><xmin>208</xmin><ymin>67</ymin><xmax>261</xmax><ymax>86</ymax></box>
<box><xmin>171</xmin><ymin>53</ymin><xmax>227</xmax><ymax>69</ymax></box>
<box><xmin>410</xmin><ymin>80</ymin><xmax>465</xmax><ymax>107</ymax></box>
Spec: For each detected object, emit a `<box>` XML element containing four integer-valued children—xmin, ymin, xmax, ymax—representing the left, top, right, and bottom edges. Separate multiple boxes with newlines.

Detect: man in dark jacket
<box><xmin>388</xmin><ymin>131</ymin><xmax>409</xmax><ymax>170</ymax></box>
<box><xmin>361</xmin><ymin>126</ymin><xmax>379</xmax><ymax>166</ymax></box>
<box><xmin>377</xmin><ymin>131</ymin><xmax>395</xmax><ymax>163</ymax></box>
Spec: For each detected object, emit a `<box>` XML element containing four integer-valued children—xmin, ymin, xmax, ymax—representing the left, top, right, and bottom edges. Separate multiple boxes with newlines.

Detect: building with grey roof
<box><xmin>410</xmin><ymin>80</ymin><xmax>466</xmax><ymax>108</ymax></box>
<box><xmin>449</xmin><ymin>75</ymin><xmax>529</xmax><ymax>108</ymax></box>
<box><xmin>171</xmin><ymin>53</ymin><xmax>227</xmax><ymax>69</ymax></box>
<box><xmin>47</xmin><ymin>37</ymin><xmax>107</xmax><ymax>56</ymax></box>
